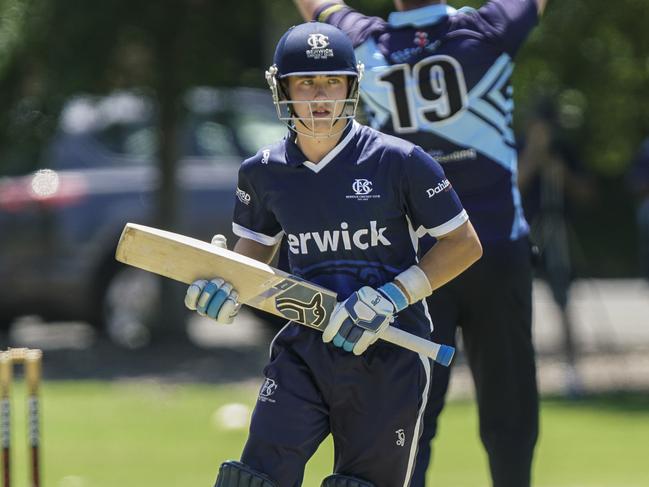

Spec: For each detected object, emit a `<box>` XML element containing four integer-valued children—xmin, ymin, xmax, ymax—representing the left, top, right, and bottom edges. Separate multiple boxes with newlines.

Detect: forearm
<box><xmin>233</xmin><ymin>237</ymin><xmax>280</xmax><ymax>264</ymax></box>
<box><xmin>536</xmin><ymin>0</ymin><xmax>548</xmax><ymax>15</ymax></box>
<box><xmin>517</xmin><ymin>149</ymin><xmax>544</xmax><ymax>193</ymax></box>
<box><xmin>293</xmin><ymin>0</ymin><xmax>344</xmax><ymax>21</ymax></box>
<box><xmin>415</xmin><ymin>221</ymin><xmax>483</xmax><ymax>293</ymax></box>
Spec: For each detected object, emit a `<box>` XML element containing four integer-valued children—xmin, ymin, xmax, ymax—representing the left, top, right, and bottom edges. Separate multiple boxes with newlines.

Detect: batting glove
<box><xmin>210</xmin><ymin>234</ymin><xmax>228</xmax><ymax>249</ymax></box>
<box><xmin>184</xmin><ymin>233</ymin><xmax>240</xmax><ymax>324</ymax></box>
<box><xmin>322</xmin><ymin>283</ymin><xmax>408</xmax><ymax>355</ymax></box>
<box><xmin>323</xmin><ymin>265</ymin><xmax>433</xmax><ymax>355</ymax></box>
<box><xmin>185</xmin><ymin>278</ymin><xmax>240</xmax><ymax>324</ymax></box>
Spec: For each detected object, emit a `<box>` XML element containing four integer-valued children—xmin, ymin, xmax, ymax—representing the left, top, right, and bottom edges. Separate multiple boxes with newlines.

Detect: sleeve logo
<box><xmin>258</xmin><ymin>378</ymin><xmax>278</xmax><ymax>403</ymax></box>
<box><xmin>426</xmin><ymin>179</ymin><xmax>451</xmax><ymax>198</ymax></box>
<box><xmin>236</xmin><ymin>187</ymin><xmax>251</xmax><ymax>205</ymax></box>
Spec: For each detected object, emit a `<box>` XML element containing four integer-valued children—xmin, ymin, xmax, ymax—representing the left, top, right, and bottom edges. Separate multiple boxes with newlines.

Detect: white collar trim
<box><xmin>303</xmin><ymin>121</ymin><xmax>359</xmax><ymax>174</ymax></box>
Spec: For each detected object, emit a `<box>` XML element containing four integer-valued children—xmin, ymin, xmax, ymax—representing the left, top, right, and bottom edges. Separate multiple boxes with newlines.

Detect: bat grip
<box><xmin>381</xmin><ymin>326</ymin><xmax>455</xmax><ymax>366</ymax></box>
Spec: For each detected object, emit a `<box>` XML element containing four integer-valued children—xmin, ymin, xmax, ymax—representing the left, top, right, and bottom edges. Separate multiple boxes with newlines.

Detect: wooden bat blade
<box><xmin>115</xmin><ymin>223</ymin><xmax>337</xmax><ymax>330</ymax></box>
<box><xmin>115</xmin><ymin>223</ymin><xmax>454</xmax><ymax>365</ymax></box>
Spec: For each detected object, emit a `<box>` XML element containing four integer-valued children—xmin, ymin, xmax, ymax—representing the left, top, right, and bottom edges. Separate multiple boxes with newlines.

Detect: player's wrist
<box><xmin>377</xmin><ymin>282</ymin><xmax>409</xmax><ymax>312</ymax></box>
<box><xmin>392</xmin><ymin>265</ymin><xmax>433</xmax><ymax>306</ymax></box>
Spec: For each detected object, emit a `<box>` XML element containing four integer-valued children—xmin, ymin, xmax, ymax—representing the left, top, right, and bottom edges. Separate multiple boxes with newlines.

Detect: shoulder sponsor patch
<box><xmin>426</xmin><ymin>179</ymin><xmax>451</xmax><ymax>198</ymax></box>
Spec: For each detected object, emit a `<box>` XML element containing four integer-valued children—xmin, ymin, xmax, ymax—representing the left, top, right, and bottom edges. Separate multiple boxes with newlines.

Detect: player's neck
<box><xmin>295</xmin><ymin>130</ymin><xmax>345</xmax><ymax>164</ymax></box>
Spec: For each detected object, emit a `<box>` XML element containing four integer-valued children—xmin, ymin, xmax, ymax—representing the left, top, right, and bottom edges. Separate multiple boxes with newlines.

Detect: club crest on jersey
<box><xmin>390</xmin><ymin>38</ymin><xmax>441</xmax><ymax>64</ymax></box>
<box><xmin>352</xmin><ymin>178</ymin><xmax>372</xmax><ymax>195</ymax></box>
<box><xmin>426</xmin><ymin>179</ymin><xmax>451</xmax><ymax>198</ymax></box>
<box><xmin>236</xmin><ymin>187</ymin><xmax>251</xmax><ymax>205</ymax></box>
<box><xmin>414</xmin><ymin>31</ymin><xmax>429</xmax><ymax>48</ymax></box>
<box><xmin>306</xmin><ymin>34</ymin><xmax>334</xmax><ymax>59</ymax></box>
<box><xmin>347</xmin><ymin>179</ymin><xmax>380</xmax><ymax>201</ymax></box>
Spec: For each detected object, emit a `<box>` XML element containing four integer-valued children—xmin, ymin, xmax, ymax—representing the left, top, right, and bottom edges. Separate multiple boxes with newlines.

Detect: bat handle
<box><xmin>381</xmin><ymin>326</ymin><xmax>455</xmax><ymax>366</ymax></box>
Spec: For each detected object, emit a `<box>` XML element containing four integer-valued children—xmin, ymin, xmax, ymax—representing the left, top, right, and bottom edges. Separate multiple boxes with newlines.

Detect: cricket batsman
<box><xmin>185</xmin><ymin>21</ymin><xmax>482</xmax><ymax>487</ymax></box>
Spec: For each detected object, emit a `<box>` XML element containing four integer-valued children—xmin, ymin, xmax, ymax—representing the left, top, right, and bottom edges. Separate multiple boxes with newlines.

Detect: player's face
<box><xmin>286</xmin><ymin>75</ymin><xmax>349</xmax><ymax>135</ymax></box>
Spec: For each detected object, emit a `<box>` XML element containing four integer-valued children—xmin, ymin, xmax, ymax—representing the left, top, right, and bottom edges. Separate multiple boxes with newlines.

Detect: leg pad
<box><xmin>321</xmin><ymin>474</ymin><xmax>376</xmax><ymax>487</ymax></box>
<box><xmin>214</xmin><ymin>461</ymin><xmax>277</xmax><ymax>487</ymax></box>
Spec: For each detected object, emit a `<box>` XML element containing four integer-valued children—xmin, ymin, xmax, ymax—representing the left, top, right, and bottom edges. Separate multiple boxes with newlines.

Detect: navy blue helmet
<box><xmin>273</xmin><ymin>21</ymin><xmax>361</xmax><ymax>78</ymax></box>
<box><xmin>265</xmin><ymin>22</ymin><xmax>364</xmax><ymax>137</ymax></box>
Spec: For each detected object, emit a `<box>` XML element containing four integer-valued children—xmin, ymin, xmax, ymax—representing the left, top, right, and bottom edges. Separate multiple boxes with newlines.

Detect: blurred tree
<box><xmin>1</xmin><ymin>0</ymin><xmax>648</xmax><ymax>277</ymax></box>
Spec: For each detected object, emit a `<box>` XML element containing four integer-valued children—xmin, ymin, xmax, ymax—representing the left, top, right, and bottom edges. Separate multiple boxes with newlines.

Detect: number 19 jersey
<box><xmin>315</xmin><ymin>0</ymin><xmax>539</xmax><ymax>244</ymax></box>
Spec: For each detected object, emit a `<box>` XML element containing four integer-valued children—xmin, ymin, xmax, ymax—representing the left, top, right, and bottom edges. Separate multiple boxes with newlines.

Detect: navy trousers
<box><xmin>241</xmin><ymin>324</ymin><xmax>431</xmax><ymax>487</ymax></box>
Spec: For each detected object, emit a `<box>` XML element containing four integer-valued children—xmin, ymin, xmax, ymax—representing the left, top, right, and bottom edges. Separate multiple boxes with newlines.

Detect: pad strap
<box><xmin>214</xmin><ymin>461</ymin><xmax>277</xmax><ymax>487</ymax></box>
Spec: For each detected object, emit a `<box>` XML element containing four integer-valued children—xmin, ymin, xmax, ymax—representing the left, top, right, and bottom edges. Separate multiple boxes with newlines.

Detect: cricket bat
<box><xmin>115</xmin><ymin>223</ymin><xmax>455</xmax><ymax>366</ymax></box>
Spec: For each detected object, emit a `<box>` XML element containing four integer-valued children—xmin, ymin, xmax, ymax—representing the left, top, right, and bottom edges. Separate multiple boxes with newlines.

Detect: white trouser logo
<box><xmin>396</xmin><ymin>428</ymin><xmax>406</xmax><ymax>447</ymax></box>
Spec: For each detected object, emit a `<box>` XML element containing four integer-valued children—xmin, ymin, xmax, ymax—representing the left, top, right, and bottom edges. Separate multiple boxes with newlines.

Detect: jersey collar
<box><xmin>388</xmin><ymin>4</ymin><xmax>457</xmax><ymax>28</ymax></box>
<box><xmin>285</xmin><ymin>121</ymin><xmax>358</xmax><ymax>173</ymax></box>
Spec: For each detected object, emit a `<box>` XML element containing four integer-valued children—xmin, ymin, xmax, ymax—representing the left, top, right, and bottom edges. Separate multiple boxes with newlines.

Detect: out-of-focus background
<box><xmin>1</xmin><ymin>0</ymin><xmax>648</xmax><ymax>486</ymax></box>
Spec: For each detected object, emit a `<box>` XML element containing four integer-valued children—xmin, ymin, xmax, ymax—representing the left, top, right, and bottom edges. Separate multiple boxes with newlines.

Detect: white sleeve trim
<box><xmin>232</xmin><ymin>222</ymin><xmax>284</xmax><ymax>246</ymax></box>
<box><xmin>416</xmin><ymin>209</ymin><xmax>469</xmax><ymax>238</ymax></box>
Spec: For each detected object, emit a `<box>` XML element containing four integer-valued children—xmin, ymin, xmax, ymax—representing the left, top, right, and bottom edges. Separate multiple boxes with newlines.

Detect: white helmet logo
<box><xmin>307</xmin><ymin>33</ymin><xmax>329</xmax><ymax>49</ymax></box>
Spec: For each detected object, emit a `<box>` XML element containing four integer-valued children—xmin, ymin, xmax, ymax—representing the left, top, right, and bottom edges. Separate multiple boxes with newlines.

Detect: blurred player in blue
<box><xmin>293</xmin><ymin>1</ymin><xmax>548</xmax><ymax>486</ymax></box>
<box><xmin>184</xmin><ymin>21</ymin><xmax>481</xmax><ymax>487</ymax></box>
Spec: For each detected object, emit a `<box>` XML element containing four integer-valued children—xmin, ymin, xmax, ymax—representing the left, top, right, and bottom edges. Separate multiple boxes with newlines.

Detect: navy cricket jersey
<box><xmin>233</xmin><ymin>121</ymin><xmax>467</xmax><ymax>336</ymax></box>
<box><xmin>315</xmin><ymin>0</ymin><xmax>539</xmax><ymax>244</ymax></box>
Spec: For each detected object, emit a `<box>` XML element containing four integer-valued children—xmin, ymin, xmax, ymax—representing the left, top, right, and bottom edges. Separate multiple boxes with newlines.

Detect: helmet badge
<box><xmin>306</xmin><ymin>33</ymin><xmax>334</xmax><ymax>60</ymax></box>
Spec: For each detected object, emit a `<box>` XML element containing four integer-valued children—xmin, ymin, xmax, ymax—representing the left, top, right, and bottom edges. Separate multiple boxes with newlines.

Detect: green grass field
<box><xmin>7</xmin><ymin>381</ymin><xmax>649</xmax><ymax>487</ymax></box>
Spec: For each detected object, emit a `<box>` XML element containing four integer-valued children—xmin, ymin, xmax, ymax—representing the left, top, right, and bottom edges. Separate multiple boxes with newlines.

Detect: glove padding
<box><xmin>323</xmin><ymin>286</ymin><xmax>398</xmax><ymax>355</ymax></box>
<box><xmin>211</xmin><ymin>234</ymin><xmax>228</xmax><ymax>249</ymax></box>
<box><xmin>185</xmin><ymin>278</ymin><xmax>240</xmax><ymax>324</ymax></box>
<box><xmin>184</xmin><ymin>233</ymin><xmax>239</xmax><ymax>324</ymax></box>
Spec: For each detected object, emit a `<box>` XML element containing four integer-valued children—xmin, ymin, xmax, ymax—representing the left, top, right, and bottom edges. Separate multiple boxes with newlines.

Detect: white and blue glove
<box><xmin>184</xmin><ymin>234</ymin><xmax>241</xmax><ymax>324</ymax></box>
<box><xmin>185</xmin><ymin>278</ymin><xmax>240</xmax><ymax>324</ymax></box>
<box><xmin>323</xmin><ymin>282</ymin><xmax>408</xmax><ymax>355</ymax></box>
<box><xmin>323</xmin><ymin>265</ymin><xmax>433</xmax><ymax>355</ymax></box>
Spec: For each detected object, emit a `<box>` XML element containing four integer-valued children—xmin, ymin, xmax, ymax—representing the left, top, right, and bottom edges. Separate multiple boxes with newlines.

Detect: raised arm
<box><xmin>536</xmin><ymin>0</ymin><xmax>548</xmax><ymax>15</ymax></box>
<box><xmin>293</xmin><ymin>0</ymin><xmax>344</xmax><ymax>21</ymax></box>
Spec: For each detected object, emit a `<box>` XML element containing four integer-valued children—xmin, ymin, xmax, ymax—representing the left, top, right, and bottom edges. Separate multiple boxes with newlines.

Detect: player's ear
<box><xmin>279</xmin><ymin>78</ymin><xmax>291</xmax><ymax>101</ymax></box>
<box><xmin>347</xmin><ymin>75</ymin><xmax>355</xmax><ymax>97</ymax></box>
<box><xmin>279</xmin><ymin>78</ymin><xmax>298</xmax><ymax>116</ymax></box>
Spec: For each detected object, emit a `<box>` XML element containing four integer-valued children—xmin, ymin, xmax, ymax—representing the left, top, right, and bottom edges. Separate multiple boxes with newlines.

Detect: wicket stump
<box><xmin>0</xmin><ymin>348</ymin><xmax>42</xmax><ymax>487</ymax></box>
